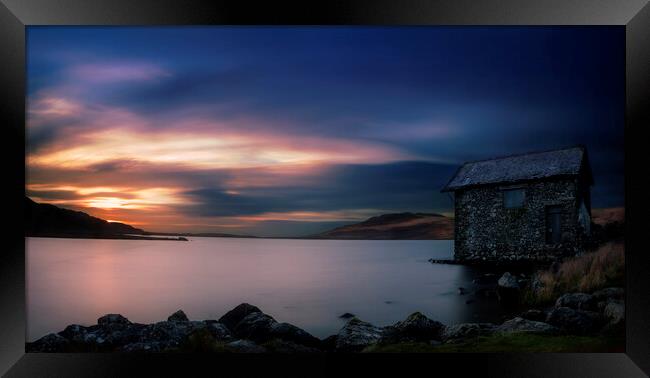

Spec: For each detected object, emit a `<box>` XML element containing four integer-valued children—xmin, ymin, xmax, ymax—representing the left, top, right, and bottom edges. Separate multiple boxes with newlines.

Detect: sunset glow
<box><xmin>26</xmin><ymin>27</ymin><xmax>624</xmax><ymax>236</ymax></box>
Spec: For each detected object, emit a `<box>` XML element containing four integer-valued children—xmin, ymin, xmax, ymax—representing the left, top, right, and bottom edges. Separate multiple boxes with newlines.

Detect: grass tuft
<box><xmin>524</xmin><ymin>241</ymin><xmax>624</xmax><ymax>306</ymax></box>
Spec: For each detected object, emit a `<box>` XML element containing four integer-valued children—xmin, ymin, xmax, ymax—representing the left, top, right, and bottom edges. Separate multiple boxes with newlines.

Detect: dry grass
<box><xmin>526</xmin><ymin>241</ymin><xmax>624</xmax><ymax>305</ymax></box>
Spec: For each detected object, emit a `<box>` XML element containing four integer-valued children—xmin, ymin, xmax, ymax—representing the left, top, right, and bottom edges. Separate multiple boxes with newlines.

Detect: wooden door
<box><xmin>546</xmin><ymin>206</ymin><xmax>563</xmax><ymax>244</ymax></box>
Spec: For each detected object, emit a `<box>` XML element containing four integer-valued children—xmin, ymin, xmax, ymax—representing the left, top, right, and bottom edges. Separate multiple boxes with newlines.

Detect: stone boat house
<box><xmin>441</xmin><ymin>146</ymin><xmax>593</xmax><ymax>263</ymax></box>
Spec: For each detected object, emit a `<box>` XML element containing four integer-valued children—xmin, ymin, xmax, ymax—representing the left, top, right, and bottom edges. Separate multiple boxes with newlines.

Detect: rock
<box><xmin>27</xmin><ymin>333</ymin><xmax>70</xmax><ymax>352</ymax></box>
<box><xmin>380</xmin><ymin>312</ymin><xmax>445</xmax><ymax>343</ymax></box>
<box><xmin>218</xmin><ymin>303</ymin><xmax>262</xmax><ymax>331</ymax></box>
<box><xmin>555</xmin><ymin>293</ymin><xmax>597</xmax><ymax>311</ymax></box>
<box><xmin>458</xmin><ymin>287</ymin><xmax>467</xmax><ymax>295</ymax></box>
<box><xmin>139</xmin><ymin>320</ymin><xmax>206</xmax><ymax>349</ymax></box>
<box><xmin>98</xmin><ymin>314</ymin><xmax>131</xmax><ymax>326</ymax></box>
<box><xmin>58</xmin><ymin>324</ymin><xmax>89</xmax><ymax>343</ymax></box>
<box><xmin>168</xmin><ymin>310</ymin><xmax>189</xmax><ymax>322</ymax></box>
<box><xmin>225</xmin><ymin>339</ymin><xmax>267</xmax><ymax>353</ymax></box>
<box><xmin>269</xmin><ymin>322</ymin><xmax>321</xmax><ymax>348</ymax></box>
<box><xmin>75</xmin><ymin>320</ymin><xmax>147</xmax><ymax>350</ymax></box>
<box><xmin>495</xmin><ymin>317</ymin><xmax>558</xmax><ymax>335</ymax></box>
<box><xmin>339</xmin><ymin>312</ymin><xmax>356</xmax><ymax>319</ymax></box>
<box><xmin>232</xmin><ymin>312</ymin><xmax>277</xmax><ymax>342</ymax></box>
<box><xmin>603</xmin><ymin>301</ymin><xmax>625</xmax><ymax>326</ymax></box>
<box><xmin>546</xmin><ymin>307</ymin><xmax>601</xmax><ymax>335</ymax></box>
<box><xmin>205</xmin><ymin>321</ymin><xmax>233</xmax><ymax>341</ymax></box>
<box><xmin>465</xmin><ymin>299</ymin><xmax>475</xmax><ymax>304</ymax></box>
<box><xmin>335</xmin><ymin>318</ymin><xmax>383</xmax><ymax>352</ymax></box>
<box><xmin>530</xmin><ymin>275</ymin><xmax>545</xmax><ymax>295</ymax></box>
<box><xmin>497</xmin><ymin>272</ymin><xmax>520</xmax><ymax>289</ymax></box>
<box><xmin>520</xmin><ymin>309</ymin><xmax>547</xmax><ymax>322</ymax></box>
<box><xmin>597</xmin><ymin>301</ymin><xmax>608</xmax><ymax>312</ymax></box>
<box><xmin>496</xmin><ymin>272</ymin><xmax>521</xmax><ymax>304</ymax></box>
<box><xmin>592</xmin><ymin>287</ymin><xmax>624</xmax><ymax>302</ymax></box>
<box><xmin>441</xmin><ymin>323</ymin><xmax>496</xmax><ymax>343</ymax></box>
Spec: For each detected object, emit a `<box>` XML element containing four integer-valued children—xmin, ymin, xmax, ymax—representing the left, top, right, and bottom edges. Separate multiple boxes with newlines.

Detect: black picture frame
<box><xmin>1</xmin><ymin>0</ymin><xmax>648</xmax><ymax>376</ymax></box>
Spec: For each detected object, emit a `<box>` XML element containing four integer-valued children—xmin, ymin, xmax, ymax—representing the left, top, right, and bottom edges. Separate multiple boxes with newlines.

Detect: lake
<box><xmin>27</xmin><ymin>237</ymin><xmax>515</xmax><ymax>341</ymax></box>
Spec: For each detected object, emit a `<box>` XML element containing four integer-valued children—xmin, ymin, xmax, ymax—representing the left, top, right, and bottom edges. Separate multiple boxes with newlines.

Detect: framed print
<box><xmin>1</xmin><ymin>0</ymin><xmax>649</xmax><ymax>376</ymax></box>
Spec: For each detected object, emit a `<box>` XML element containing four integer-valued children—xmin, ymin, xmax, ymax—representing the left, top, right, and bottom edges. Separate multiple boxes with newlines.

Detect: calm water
<box><xmin>27</xmin><ymin>237</ymin><xmax>514</xmax><ymax>341</ymax></box>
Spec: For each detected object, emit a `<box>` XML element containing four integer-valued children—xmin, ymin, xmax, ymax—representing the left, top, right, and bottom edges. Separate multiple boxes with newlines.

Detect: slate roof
<box><xmin>441</xmin><ymin>146</ymin><xmax>591</xmax><ymax>192</ymax></box>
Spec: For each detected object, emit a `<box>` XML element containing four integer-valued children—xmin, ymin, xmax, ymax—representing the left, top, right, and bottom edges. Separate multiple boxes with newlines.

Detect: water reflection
<box><xmin>27</xmin><ymin>237</ymin><xmax>518</xmax><ymax>341</ymax></box>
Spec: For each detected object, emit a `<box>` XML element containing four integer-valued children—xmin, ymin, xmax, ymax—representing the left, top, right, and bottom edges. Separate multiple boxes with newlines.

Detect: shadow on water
<box><xmin>441</xmin><ymin>263</ymin><xmax>536</xmax><ymax>325</ymax></box>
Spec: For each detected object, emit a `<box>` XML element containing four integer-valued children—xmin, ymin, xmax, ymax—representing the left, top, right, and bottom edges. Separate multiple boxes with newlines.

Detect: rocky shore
<box><xmin>27</xmin><ymin>285</ymin><xmax>625</xmax><ymax>353</ymax></box>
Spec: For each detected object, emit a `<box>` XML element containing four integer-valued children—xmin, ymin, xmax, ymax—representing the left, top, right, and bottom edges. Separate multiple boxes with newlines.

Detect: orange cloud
<box><xmin>28</xmin><ymin>128</ymin><xmax>415</xmax><ymax>171</ymax></box>
<box><xmin>28</xmin><ymin>184</ymin><xmax>190</xmax><ymax>211</ymax></box>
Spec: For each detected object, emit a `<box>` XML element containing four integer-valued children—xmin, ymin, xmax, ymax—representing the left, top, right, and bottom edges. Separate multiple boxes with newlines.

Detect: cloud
<box><xmin>28</xmin><ymin>126</ymin><xmax>419</xmax><ymax>171</ymax></box>
<box><xmin>68</xmin><ymin>62</ymin><xmax>170</xmax><ymax>83</ymax></box>
<box><xmin>24</xmin><ymin>27</ymin><xmax>625</xmax><ymax>234</ymax></box>
<box><xmin>181</xmin><ymin>161</ymin><xmax>457</xmax><ymax>218</ymax></box>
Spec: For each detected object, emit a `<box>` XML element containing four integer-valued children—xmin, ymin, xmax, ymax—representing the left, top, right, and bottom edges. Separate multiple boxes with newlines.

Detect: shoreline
<box><xmin>26</xmin><ymin>233</ymin><xmax>188</xmax><ymax>241</ymax></box>
<box><xmin>27</xmin><ymin>291</ymin><xmax>625</xmax><ymax>353</ymax></box>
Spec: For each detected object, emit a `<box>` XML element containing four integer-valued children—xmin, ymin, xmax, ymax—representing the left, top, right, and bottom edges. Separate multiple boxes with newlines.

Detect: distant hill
<box><xmin>591</xmin><ymin>207</ymin><xmax>624</xmax><ymax>226</ymax></box>
<box><xmin>25</xmin><ymin>197</ymin><xmax>145</xmax><ymax>237</ymax></box>
<box><xmin>312</xmin><ymin>212</ymin><xmax>454</xmax><ymax>240</ymax></box>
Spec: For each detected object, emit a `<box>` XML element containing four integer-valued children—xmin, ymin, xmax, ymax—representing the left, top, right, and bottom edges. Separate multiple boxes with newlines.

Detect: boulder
<box><xmin>380</xmin><ymin>312</ymin><xmax>445</xmax><ymax>343</ymax></box>
<box><xmin>495</xmin><ymin>317</ymin><xmax>558</xmax><ymax>335</ymax></box>
<box><xmin>269</xmin><ymin>322</ymin><xmax>321</xmax><ymax>348</ymax></box>
<box><xmin>218</xmin><ymin>303</ymin><xmax>262</xmax><ymax>331</ymax></box>
<box><xmin>497</xmin><ymin>272</ymin><xmax>520</xmax><ymax>289</ymax></box>
<box><xmin>225</xmin><ymin>339</ymin><xmax>267</xmax><ymax>353</ymax></box>
<box><xmin>58</xmin><ymin>324</ymin><xmax>89</xmax><ymax>343</ymax></box>
<box><xmin>65</xmin><ymin>321</ymin><xmax>147</xmax><ymax>351</ymax></box>
<box><xmin>496</xmin><ymin>272</ymin><xmax>520</xmax><ymax>304</ymax></box>
<box><xmin>339</xmin><ymin>312</ymin><xmax>356</xmax><ymax>319</ymax></box>
<box><xmin>555</xmin><ymin>293</ymin><xmax>597</xmax><ymax>311</ymax></box>
<box><xmin>100</xmin><ymin>327</ymin><xmax>145</xmax><ymax>348</ymax></box>
<box><xmin>167</xmin><ymin>310</ymin><xmax>189</xmax><ymax>322</ymax></box>
<box><xmin>604</xmin><ymin>301</ymin><xmax>625</xmax><ymax>326</ymax></box>
<box><xmin>529</xmin><ymin>275</ymin><xmax>545</xmax><ymax>296</ymax></box>
<box><xmin>98</xmin><ymin>314</ymin><xmax>131</xmax><ymax>326</ymax></box>
<box><xmin>546</xmin><ymin>307</ymin><xmax>601</xmax><ymax>335</ymax></box>
<box><xmin>335</xmin><ymin>318</ymin><xmax>383</xmax><ymax>352</ymax></box>
<box><xmin>592</xmin><ymin>287</ymin><xmax>624</xmax><ymax>302</ymax></box>
<box><xmin>205</xmin><ymin>321</ymin><xmax>233</xmax><ymax>341</ymax></box>
<box><xmin>139</xmin><ymin>320</ymin><xmax>207</xmax><ymax>349</ymax></box>
<box><xmin>232</xmin><ymin>312</ymin><xmax>277</xmax><ymax>342</ymax></box>
<box><xmin>519</xmin><ymin>309</ymin><xmax>547</xmax><ymax>322</ymax></box>
<box><xmin>441</xmin><ymin>323</ymin><xmax>496</xmax><ymax>343</ymax></box>
<box><xmin>27</xmin><ymin>333</ymin><xmax>70</xmax><ymax>352</ymax></box>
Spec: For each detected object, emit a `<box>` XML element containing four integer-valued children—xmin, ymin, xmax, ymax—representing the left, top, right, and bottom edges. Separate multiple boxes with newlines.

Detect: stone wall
<box><xmin>454</xmin><ymin>178</ymin><xmax>586</xmax><ymax>262</ymax></box>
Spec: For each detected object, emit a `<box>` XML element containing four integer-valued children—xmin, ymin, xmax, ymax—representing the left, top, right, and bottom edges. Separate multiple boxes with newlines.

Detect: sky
<box><xmin>26</xmin><ymin>26</ymin><xmax>625</xmax><ymax>237</ymax></box>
